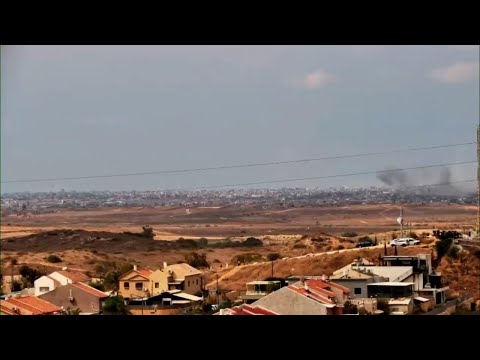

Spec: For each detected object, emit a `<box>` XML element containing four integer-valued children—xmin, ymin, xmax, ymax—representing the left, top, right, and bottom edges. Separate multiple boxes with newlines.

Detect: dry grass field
<box><xmin>1</xmin><ymin>203</ymin><xmax>479</xmax><ymax>298</ymax></box>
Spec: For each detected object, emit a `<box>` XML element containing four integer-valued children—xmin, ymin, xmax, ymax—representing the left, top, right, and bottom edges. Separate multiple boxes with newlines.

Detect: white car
<box><xmin>390</xmin><ymin>237</ymin><xmax>420</xmax><ymax>247</ymax></box>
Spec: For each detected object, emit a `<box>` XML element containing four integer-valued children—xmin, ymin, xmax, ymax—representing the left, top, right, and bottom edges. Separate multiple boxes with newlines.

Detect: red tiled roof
<box><xmin>289</xmin><ymin>286</ymin><xmax>335</xmax><ymax>305</ymax></box>
<box><xmin>4</xmin><ymin>296</ymin><xmax>61</xmax><ymax>315</ymax></box>
<box><xmin>0</xmin><ymin>305</ymin><xmax>19</xmax><ymax>315</ymax></box>
<box><xmin>72</xmin><ymin>282</ymin><xmax>109</xmax><ymax>298</ymax></box>
<box><xmin>136</xmin><ymin>269</ymin><xmax>153</xmax><ymax>278</ymax></box>
<box><xmin>56</xmin><ymin>270</ymin><xmax>90</xmax><ymax>283</ymax></box>
<box><xmin>228</xmin><ymin>304</ymin><xmax>277</xmax><ymax>315</ymax></box>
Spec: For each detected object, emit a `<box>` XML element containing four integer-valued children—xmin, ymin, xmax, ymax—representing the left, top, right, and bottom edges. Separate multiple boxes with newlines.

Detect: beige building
<box><xmin>118</xmin><ymin>263</ymin><xmax>203</xmax><ymax>299</ymax></box>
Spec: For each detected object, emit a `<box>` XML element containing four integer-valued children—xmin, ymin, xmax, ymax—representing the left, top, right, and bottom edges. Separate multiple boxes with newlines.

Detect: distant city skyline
<box><xmin>1</xmin><ymin>45</ymin><xmax>479</xmax><ymax>193</ymax></box>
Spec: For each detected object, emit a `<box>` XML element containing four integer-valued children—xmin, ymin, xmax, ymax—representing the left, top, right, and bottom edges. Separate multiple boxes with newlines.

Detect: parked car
<box><xmin>356</xmin><ymin>239</ymin><xmax>374</xmax><ymax>248</ymax></box>
<box><xmin>390</xmin><ymin>237</ymin><xmax>419</xmax><ymax>247</ymax></box>
<box><xmin>407</xmin><ymin>238</ymin><xmax>420</xmax><ymax>245</ymax></box>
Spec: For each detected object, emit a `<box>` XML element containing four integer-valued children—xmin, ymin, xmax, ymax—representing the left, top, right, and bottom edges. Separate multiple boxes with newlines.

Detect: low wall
<box><xmin>426</xmin><ymin>295</ymin><xmax>475</xmax><ymax>315</ymax></box>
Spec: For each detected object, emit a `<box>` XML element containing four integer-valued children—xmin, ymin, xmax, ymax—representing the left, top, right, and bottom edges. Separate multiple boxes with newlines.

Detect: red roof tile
<box><xmin>72</xmin><ymin>282</ymin><xmax>109</xmax><ymax>298</ymax></box>
<box><xmin>289</xmin><ymin>286</ymin><xmax>335</xmax><ymax>304</ymax></box>
<box><xmin>56</xmin><ymin>270</ymin><xmax>90</xmax><ymax>283</ymax></box>
<box><xmin>4</xmin><ymin>296</ymin><xmax>61</xmax><ymax>315</ymax></box>
<box><xmin>228</xmin><ymin>304</ymin><xmax>277</xmax><ymax>315</ymax></box>
<box><xmin>136</xmin><ymin>269</ymin><xmax>153</xmax><ymax>278</ymax></box>
<box><xmin>0</xmin><ymin>305</ymin><xmax>19</xmax><ymax>315</ymax></box>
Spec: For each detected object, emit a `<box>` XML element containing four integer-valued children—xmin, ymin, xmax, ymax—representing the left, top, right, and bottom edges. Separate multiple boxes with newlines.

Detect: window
<box><xmin>39</xmin><ymin>287</ymin><xmax>50</xmax><ymax>292</ymax></box>
<box><xmin>187</xmin><ymin>280</ymin><xmax>190</xmax><ymax>287</ymax></box>
<box><xmin>135</xmin><ymin>282</ymin><xmax>143</xmax><ymax>290</ymax></box>
<box><xmin>124</xmin><ymin>282</ymin><xmax>130</xmax><ymax>289</ymax></box>
<box><xmin>354</xmin><ymin>288</ymin><xmax>362</xmax><ymax>295</ymax></box>
<box><xmin>155</xmin><ymin>282</ymin><xmax>159</xmax><ymax>288</ymax></box>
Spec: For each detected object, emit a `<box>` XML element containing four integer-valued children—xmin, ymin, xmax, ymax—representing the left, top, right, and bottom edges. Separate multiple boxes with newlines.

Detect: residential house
<box><xmin>118</xmin><ymin>266</ymin><xmax>154</xmax><ymax>299</ymax></box>
<box><xmin>38</xmin><ymin>282</ymin><xmax>108</xmax><ymax>315</ymax></box>
<box><xmin>150</xmin><ymin>263</ymin><xmax>203</xmax><ymax>295</ymax></box>
<box><xmin>239</xmin><ymin>280</ymin><xmax>281</xmax><ymax>303</ymax></box>
<box><xmin>34</xmin><ymin>269</ymin><xmax>90</xmax><ymax>296</ymax></box>
<box><xmin>0</xmin><ymin>296</ymin><xmax>61</xmax><ymax>315</ymax></box>
<box><xmin>119</xmin><ymin>263</ymin><xmax>204</xmax><ymax>299</ymax></box>
<box><xmin>250</xmin><ymin>278</ymin><xmax>350</xmax><ymax>315</ymax></box>
<box><xmin>330</xmin><ymin>263</ymin><xmax>412</xmax><ymax>298</ymax></box>
<box><xmin>381</xmin><ymin>254</ymin><xmax>449</xmax><ymax>305</ymax></box>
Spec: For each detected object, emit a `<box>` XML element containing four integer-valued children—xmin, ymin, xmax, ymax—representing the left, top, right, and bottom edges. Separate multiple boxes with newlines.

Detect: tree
<box><xmin>185</xmin><ymin>252</ymin><xmax>209</xmax><ymax>269</ymax></box>
<box><xmin>89</xmin><ymin>280</ymin><xmax>105</xmax><ymax>291</ymax></box>
<box><xmin>243</xmin><ymin>237</ymin><xmax>263</xmax><ymax>247</ymax></box>
<box><xmin>267</xmin><ymin>253</ymin><xmax>282</xmax><ymax>261</ymax></box>
<box><xmin>64</xmin><ymin>307</ymin><xmax>82</xmax><ymax>315</ymax></box>
<box><xmin>447</xmin><ymin>245</ymin><xmax>460</xmax><ymax>259</ymax></box>
<box><xmin>435</xmin><ymin>238</ymin><xmax>453</xmax><ymax>260</ymax></box>
<box><xmin>11</xmin><ymin>280</ymin><xmax>23</xmax><ymax>292</ymax></box>
<box><xmin>103</xmin><ymin>296</ymin><xmax>131</xmax><ymax>315</ymax></box>
<box><xmin>343</xmin><ymin>300</ymin><xmax>358</xmax><ymax>314</ymax></box>
<box><xmin>141</xmin><ymin>225</ymin><xmax>155</xmax><ymax>239</ymax></box>
<box><xmin>103</xmin><ymin>272</ymin><xmax>120</xmax><ymax>292</ymax></box>
<box><xmin>94</xmin><ymin>264</ymin><xmax>107</xmax><ymax>277</ymax></box>
<box><xmin>19</xmin><ymin>265</ymin><xmax>44</xmax><ymax>287</ymax></box>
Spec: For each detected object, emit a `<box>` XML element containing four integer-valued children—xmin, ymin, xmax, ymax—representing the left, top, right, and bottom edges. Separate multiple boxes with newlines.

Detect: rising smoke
<box><xmin>376</xmin><ymin>166</ymin><xmax>462</xmax><ymax>196</ymax></box>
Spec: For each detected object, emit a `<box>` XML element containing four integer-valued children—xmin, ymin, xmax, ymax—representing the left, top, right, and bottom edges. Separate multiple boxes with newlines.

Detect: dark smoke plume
<box><xmin>376</xmin><ymin>166</ymin><xmax>461</xmax><ymax>196</ymax></box>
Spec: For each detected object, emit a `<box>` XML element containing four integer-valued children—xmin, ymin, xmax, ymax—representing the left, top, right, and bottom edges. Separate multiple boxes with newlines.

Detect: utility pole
<box><xmin>216</xmin><ymin>273</ymin><xmax>220</xmax><ymax>308</ymax></box>
<box><xmin>477</xmin><ymin>123</ymin><xmax>480</xmax><ymax>237</ymax></box>
<box><xmin>271</xmin><ymin>261</ymin><xmax>274</xmax><ymax>278</ymax></box>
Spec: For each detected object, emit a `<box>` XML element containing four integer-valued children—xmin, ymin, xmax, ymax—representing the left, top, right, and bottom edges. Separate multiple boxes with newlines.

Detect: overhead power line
<box><xmin>171</xmin><ymin>160</ymin><xmax>476</xmax><ymax>190</ymax></box>
<box><xmin>1</xmin><ymin>141</ymin><xmax>474</xmax><ymax>184</ymax></box>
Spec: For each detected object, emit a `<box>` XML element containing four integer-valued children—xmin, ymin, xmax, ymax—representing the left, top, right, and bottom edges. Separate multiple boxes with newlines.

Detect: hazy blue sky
<box><xmin>1</xmin><ymin>45</ymin><xmax>479</xmax><ymax>193</ymax></box>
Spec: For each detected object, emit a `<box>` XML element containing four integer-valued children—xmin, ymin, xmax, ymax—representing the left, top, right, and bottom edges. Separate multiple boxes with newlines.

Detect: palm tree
<box><xmin>64</xmin><ymin>307</ymin><xmax>81</xmax><ymax>315</ymax></box>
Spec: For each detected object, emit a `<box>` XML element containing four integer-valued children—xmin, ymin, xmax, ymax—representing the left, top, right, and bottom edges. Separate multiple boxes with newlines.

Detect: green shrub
<box><xmin>435</xmin><ymin>238</ymin><xmax>453</xmax><ymax>259</ymax></box>
<box><xmin>358</xmin><ymin>236</ymin><xmax>373</xmax><ymax>242</ymax></box>
<box><xmin>185</xmin><ymin>252</ymin><xmax>209</xmax><ymax>269</ymax></box>
<box><xmin>336</xmin><ymin>245</ymin><xmax>345</xmax><ymax>250</ymax></box>
<box><xmin>293</xmin><ymin>243</ymin><xmax>307</xmax><ymax>249</ymax></box>
<box><xmin>447</xmin><ymin>245</ymin><xmax>460</xmax><ymax>259</ymax></box>
<box><xmin>243</xmin><ymin>237</ymin><xmax>263</xmax><ymax>247</ymax></box>
<box><xmin>47</xmin><ymin>255</ymin><xmax>62</xmax><ymax>263</ymax></box>
<box><xmin>342</xmin><ymin>232</ymin><xmax>358</xmax><ymax>238</ymax></box>
<box><xmin>231</xmin><ymin>253</ymin><xmax>264</xmax><ymax>265</ymax></box>
<box><xmin>103</xmin><ymin>296</ymin><xmax>131</xmax><ymax>315</ymax></box>
<box><xmin>343</xmin><ymin>300</ymin><xmax>358</xmax><ymax>314</ymax></box>
<box><xmin>176</xmin><ymin>238</ymin><xmax>198</xmax><ymax>248</ymax></box>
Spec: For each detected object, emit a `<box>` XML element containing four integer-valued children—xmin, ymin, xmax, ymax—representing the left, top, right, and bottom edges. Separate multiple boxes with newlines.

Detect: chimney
<box><xmin>219</xmin><ymin>308</ymin><xmax>225</xmax><ymax>315</ymax></box>
<box><xmin>133</xmin><ymin>265</ymin><xmax>137</xmax><ymax>271</ymax></box>
<box><xmin>304</xmin><ymin>282</ymin><xmax>309</xmax><ymax>292</ymax></box>
<box><xmin>163</xmin><ymin>262</ymin><xmax>167</xmax><ymax>269</ymax></box>
<box><xmin>321</xmin><ymin>274</ymin><xmax>327</xmax><ymax>281</ymax></box>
